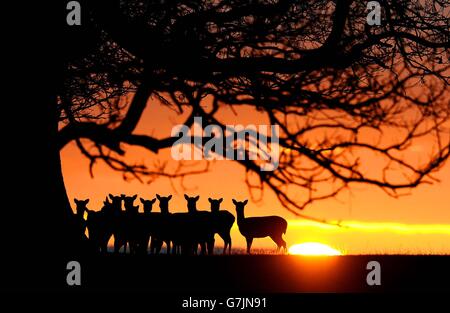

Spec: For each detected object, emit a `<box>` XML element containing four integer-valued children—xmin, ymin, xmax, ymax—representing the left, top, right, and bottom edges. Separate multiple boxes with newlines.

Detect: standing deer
<box><xmin>208</xmin><ymin>198</ymin><xmax>235</xmax><ymax>254</ymax></box>
<box><xmin>109</xmin><ymin>194</ymin><xmax>128</xmax><ymax>254</ymax></box>
<box><xmin>153</xmin><ymin>194</ymin><xmax>174</xmax><ymax>254</ymax></box>
<box><xmin>85</xmin><ymin>197</ymin><xmax>114</xmax><ymax>254</ymax></box>
<box><xmin>184</xmin><ymin>195</ymin><xmax>215</xmax><ymax>255</ymax></box>
<box><xmin>139</xmin><ymin>197</ymin><xmax>157</xmax><ymax>254</ymax></box>
<box><xmin>73</xmin><ymin>198</ymin><xmax>89</xmax><ymax>241</ymax></box>
<box><xmin>122</xmin><ymin>194</ymin><xmax>141</xmax><ymax>254</ymax></box>
<box><xmin>232</xmin><ymin>199</ymin><xmax>287</xmax><ymax>254</ymax></box>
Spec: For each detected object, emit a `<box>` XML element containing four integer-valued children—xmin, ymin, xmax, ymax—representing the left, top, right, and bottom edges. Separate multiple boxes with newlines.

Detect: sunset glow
<box><xmin>287</xmin><ymin>220</ymin><xmax>450</xmax><ymax>234</ymax></box>
<box><xmin>61</xmin><ymin>96</ymin><xmax>450</xmax><ymax>255</ymax></box>
<box><xmin>288</xmin><ymin>243</ymin><xmax>342</xmax><ymax>256</ymax></box>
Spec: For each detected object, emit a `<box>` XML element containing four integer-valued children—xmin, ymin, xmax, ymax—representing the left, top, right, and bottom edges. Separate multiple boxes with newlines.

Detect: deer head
<box><xmin>100</xmin><ymin>197</ymin><xmax>113</xmax><ymax>214</ymax></box>
<box><xmin>140</xmin><ymin>197</ymin><xmax>157</xmax><ymax>213</ymax></box>
<box><xmin>74</xmin><ymin>198</ymin><xmax>89</xmax><ymax>217</ymax></box>
<box><xmin>208</xmin><ymin>198</ymin><xmax>223</xmax><ymax>213</ymax></box>
<box><xmin>123</xmin><ymin>194</ymin><xmax>139</xmax><ymax>213</ymax></box>
<box><xmin>156</xmin><ymin>194</ymin><xmax>172</xmax><ymax>214</ymax></box>
<box><xmin>232</xmin><ymin>199</ymin><xmax>248</xmax><ymax>218</ymax></box>
<box><xmin>108</xmin><ymin>194</ymin><xmax>123</xmax><ymax>212</ymax></box>
<box><xmin>184</xmin><ymin>194</ymin><xmax>200</xmax><ymax>213</ymax></box>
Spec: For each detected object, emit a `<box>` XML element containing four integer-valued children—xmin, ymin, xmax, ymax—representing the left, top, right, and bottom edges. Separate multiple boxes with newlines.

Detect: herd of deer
<box><xmin>73</xmin><ymin>194</ymin><xmax>288</xmax><ymax>255</ymax></box>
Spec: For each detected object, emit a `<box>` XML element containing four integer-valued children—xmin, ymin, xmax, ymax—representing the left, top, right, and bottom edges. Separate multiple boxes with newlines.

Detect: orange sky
<box><xmin>61</xmin><ymin>96</ymin><xmax>450</xmax><ymax>254</ymax></box>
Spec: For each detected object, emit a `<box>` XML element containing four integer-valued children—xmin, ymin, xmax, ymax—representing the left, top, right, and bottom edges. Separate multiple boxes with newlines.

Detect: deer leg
<box><xmin>149</xmin><ymin>237</ymin><xmax>154</xmax><ymax>254</ymax></box>
<box><xmin>152</xmin><ymin>237</ymin><xmax>162</xmax><ymax>254</ymax></box>
<box><xmin>276</xmin><ymin>236</ymin><xmax>286</xmax><ymax>254</ymax></box>
<box><xmin>137</xmin><ymin>239</ymin><xmax>142</xmax><ymax>255</ymax></box>
<box><xmin>219</xmin><ymin>232</ymin><xmax>227</xmax><ymax>254</ymax></box>
<box><xmin>192</xmin><ymin>242</ymin><xmax>196</xmax><ymax>255</ymax></box>
<box><xmin>116</xmin><ymin>236</ymin><xmax>124</xmax><ymax>254</ymax></box>
<box><xmin>207</xmin><ymin>237</ymin><xmax>215</xmax><ymax>255</ymax></box>
<box><xmin>99</xmin><ymin>234</ymin><xmax>107</xmax><ymax>254</ymax></box>
<box><xmin>143</xmin><ymin>235</ymin><xmax>150</xmax><ymax>255</ymax></box>
<box><xmin>152</xmin><ymin>237</ymin><xmax>157</xmax><ymax>254</ymax></box>
<box><xmin>171</xmin><ymin>242</ymin><xmax>175</xmax><ymax>255</ymax></box>
<box><xmin>246</xmin><ymin>237</ymin><xmax>253</xmax><ymax>254</ymax></box>
<box><xmin>167</xmin><ymin>240</ymin><xmax>173</xmax><ymax>255</ymax></box>
<box><xmin>270</xmin><ymin>235</ymin><xmax>286</xmax><ymax>254</ymax></box>
<box><xmin>155</xmin><ymin>239</ymin><xmax>162</xmax><ymax>254</ymax></box>
<box><xmin>113</xmin><ymin>237</ymin><xmax>121</xmax><ymax>254</ymax></box>
<box><xmin>101</xmin><ymin>240</ymin><xmax>108</xmax><ymax>254</ymax></box>
<box><xmin>270</xmin><ymin>235</ymin><xmax>280</xmax><ymax>252</ymax></box>
<box><xmin>223</xmin><ymin>233</ymin><xmax>232</xmax><ymax>254</ymax></box>
<box><xmin>281</xmin><ymin>238</ymin><xmax>287</xmax><ymax>253</ymax></box>
<box><xmin>199</xmin><ymin>242</ymin><xmax>206</xmax><ymax>255</ymax></box>
<box><xmin>219</xmin><ymin>232</ymin><xmax>231</xmax><ymax>254</ymax></box>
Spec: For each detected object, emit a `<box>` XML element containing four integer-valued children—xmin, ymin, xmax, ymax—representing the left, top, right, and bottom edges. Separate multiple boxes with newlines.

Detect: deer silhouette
<box><xmin>141</xmin><ymin>198</ymin><xmax>157</xmax><ymax>214</ymax></box>
<box><xmin>153</xmin><ymin>194</ymin><xmax>174</xmax><ymax>254</ymax></box>
<box><xmin>208</xmin><ymin>198</ymin><xmax>235</xmax><ymax>254</ymax></box>
<box><xmin>85</xmin><ymin>197</ymin><xmax>114</xmax><ymax>254</ymax></box>
<box><xmin>232</xmin><ymin>199</ymin><xmax>287</xmax><ymax>254</ymax></box>
<box><xmin>74</xmin><ymin>198</ymin><xmax>88</xmax><ymax>218</ymax></box>
<box><xmin>158</xmin><ymin>194</ymin><xmax>197</xmax><ymax>255</ymax></box>
<box><xmin>184</xmin><ymin>195</ymin><xmax>215</xmax><ymax>255</ymax></box>
<box><xmin>108</xmin><ymin>194</ymin><xmax>128</xmax><ymax>254</ymax></box>
<box><xmin>123</xmin><ymin>194</ymin><xmax>139</xmax><ymax>214</ymax></box>
<box><xmin>73</xmin><ymin>198</ymin><xmax>89</xmax><ymax>241</ymax></box>
<box><xmin>122</xmin><ymin>194</ymin><xmax>142</xmax><ymax>254</ymax></box>
<box><xmin>139</xmin><ymin>197</ymin><xmax>158</xmax><ymax>254</ymax></box>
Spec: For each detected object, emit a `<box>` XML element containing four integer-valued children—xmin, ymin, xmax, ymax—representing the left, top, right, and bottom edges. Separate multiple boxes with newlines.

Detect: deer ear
<box><xmin>195</xmin><ymin>195</ymin><xmax>200</xmax><ymax>201</ymax></box>
<box><xmin>74</xmin><ymin>198</ymin><xmax>79</xmax><ymax>204</ymax></box>
<box><xmin>140</xmin><ymin>198</ymin><xmax>145</xmax><ymax>203</ymax></box>
<box><xmin>108</xmin><ymin>193</ymin><xmax>114</xmax><ymax>200</ymax></box>
<box><xmin>156</xmin><ymin>194</ymin><xmax>161</xmax><ymax>200</ymax></box>
<box><xmin>151</xmin><ymin>198</ymin><xmax>156</xmax><ymax>204</ymax></box>
<box><xmin>132</xmin><ymin>194</ymin><xmax>137</xmax><ymax>200</ymax></box>
<box><xmin>219</xmin><ymin>198</ymin><xmax>223</xmax><ymax>203</ymax></box>
<box><xmin>232</xmin><ymin>199</ymin><xmax>237</xmax><ymax>205</ymax></box>
<box><xmin>168</xmin><ymin>195</ymin><xmax>172</xmax><ymax>200</ymax></box>
<box><xmin>243</xmin><ymin>199</ymin><xmax>248</xmax><ymax>205</ymax></box>
<box><xmin>184</xmin><ymin>194</ymin><xmax>189</xmax><ymax>200</ymax></box>
<box><xmin>84</xmin><ymin>199</ymin><xmax>90</xmax><ymax>204</ymax></box>
<box><xmin>208</xmin><ymin>198</ymin><xmax>212</xmax><ymax>203</ymax></box>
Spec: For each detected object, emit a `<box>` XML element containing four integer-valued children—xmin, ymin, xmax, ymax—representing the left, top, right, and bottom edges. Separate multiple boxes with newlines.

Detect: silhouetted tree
<box><xmin>54</xmin><ymin>0</ymin><xmax>449</xmax><ymax>246</ymax></box>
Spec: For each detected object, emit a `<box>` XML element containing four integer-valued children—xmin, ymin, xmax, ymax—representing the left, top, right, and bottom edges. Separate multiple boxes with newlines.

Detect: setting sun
<box><xmin>289</xmin><ymin>243</ymin><xmax>342</xmax><ymax>256</ymax></box>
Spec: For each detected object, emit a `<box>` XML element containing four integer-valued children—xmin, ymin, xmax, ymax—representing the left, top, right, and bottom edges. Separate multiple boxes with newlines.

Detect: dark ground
<box><xmin>53</xmin><ymin>255</ymin><xmax>450</xmax><ymax>292</ymax></box>
<box><xmin>2</xmin><ymin>254</ymin><xmax>450</xmax><ymax>311</ymax></box>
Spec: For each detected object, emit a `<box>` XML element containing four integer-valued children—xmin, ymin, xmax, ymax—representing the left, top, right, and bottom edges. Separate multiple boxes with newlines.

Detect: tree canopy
<box><xmin>58</xmin><ymin>0</ymin><xmax>449</xmax><ymax>217</ymax></box>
